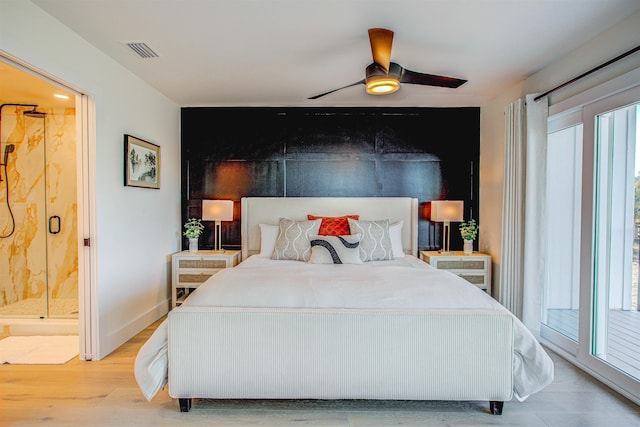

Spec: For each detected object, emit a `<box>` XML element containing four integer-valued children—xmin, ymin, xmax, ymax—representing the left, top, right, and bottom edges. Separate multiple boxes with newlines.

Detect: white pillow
<box><xmin>389</xmin><ymin>221</ymin><xmax>404</xmax><ymax>257</ymax></box>
<box><xmin>309</xmin><ymin>234</ymin><xmax>363</xmax><ymax>264</ymax></box>
<box><xmin>259</xmin><ymin>223</ymin><xmax>279</xmax><ymax>257</ymax></box>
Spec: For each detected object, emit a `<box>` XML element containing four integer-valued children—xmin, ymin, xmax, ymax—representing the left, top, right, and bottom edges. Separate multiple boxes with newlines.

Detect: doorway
<box><xmin>0</xmin><ymin>57</ymin><xmax>93</xmax><ymax>359</ymax></box>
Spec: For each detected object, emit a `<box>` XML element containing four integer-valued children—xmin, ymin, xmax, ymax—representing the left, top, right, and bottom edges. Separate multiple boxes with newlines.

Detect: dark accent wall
<box><xmin>181</xmin><ymin>107</ymin><xmax>480</xmax><ymax>252</ymax></box>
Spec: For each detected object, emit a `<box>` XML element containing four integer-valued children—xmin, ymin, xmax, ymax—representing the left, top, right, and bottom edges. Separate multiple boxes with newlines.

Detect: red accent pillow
<box><xmin>307</xmin><ymin>214</ymin><xmax>360</xmax><ymax>236</ymax></box>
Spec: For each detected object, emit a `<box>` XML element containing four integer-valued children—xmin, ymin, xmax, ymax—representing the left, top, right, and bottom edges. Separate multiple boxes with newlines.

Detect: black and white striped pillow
<box><xmin>308</xmin><ymin>234</ymin><xmax>362</xmax><ymax>264</ymax></box>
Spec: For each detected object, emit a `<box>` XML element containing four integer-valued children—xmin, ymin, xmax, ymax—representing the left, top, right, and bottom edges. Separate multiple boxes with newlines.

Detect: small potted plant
<box><xmin>459</xmin><ymin>219</ymin><xmax>478</xmax><ymax>254</ymax></box>
<box><xmin>183</xmin><ymin>218</ymin><xmax>204</xmax><ymax>252</ymax></box>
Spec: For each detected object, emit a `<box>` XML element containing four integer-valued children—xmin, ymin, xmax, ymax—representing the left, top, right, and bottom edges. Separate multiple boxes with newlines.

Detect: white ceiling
<box><xmin>19</xmin><ymin>1</ymin><xmax>640</xmax><ymax>107</ymax></box>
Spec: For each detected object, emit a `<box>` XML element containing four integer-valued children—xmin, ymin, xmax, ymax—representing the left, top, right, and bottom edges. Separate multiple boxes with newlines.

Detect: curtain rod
<box><xmin>533</xmin><ymin>44</ymin><xmax>640</xmax><ymax>102</ymax></box>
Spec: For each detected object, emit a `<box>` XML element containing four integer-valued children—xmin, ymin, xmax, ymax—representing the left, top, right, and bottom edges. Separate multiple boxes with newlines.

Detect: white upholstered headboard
<box><xmin>241</xmin><ymin>197</ymin><xmax>419</xmax><ymax>260</ymax></box>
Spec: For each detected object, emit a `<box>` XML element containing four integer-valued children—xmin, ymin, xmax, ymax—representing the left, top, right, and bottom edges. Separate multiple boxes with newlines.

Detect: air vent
<box><xmin>125</xmin><ymin>42</ymin><xmax>159</xmax><ymax>59</ymax></box>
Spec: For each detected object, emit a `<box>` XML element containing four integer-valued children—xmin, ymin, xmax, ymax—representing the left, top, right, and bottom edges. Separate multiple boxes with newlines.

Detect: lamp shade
<box><xmin>430</xmin><ymin>200</ymin><xmax>464</xmax><ymax>222</ymax></box>
<box><xmin>202</xmin><ymin>200</ymin><xmax>233</xmax><ymax>221</ymax></box>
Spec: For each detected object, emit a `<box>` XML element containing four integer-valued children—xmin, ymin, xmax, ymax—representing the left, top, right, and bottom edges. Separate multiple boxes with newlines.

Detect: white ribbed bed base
<box><xmin>168</xmin><ymin>307</ymin><xmax>514</xmax><ymax>402</ymax></box>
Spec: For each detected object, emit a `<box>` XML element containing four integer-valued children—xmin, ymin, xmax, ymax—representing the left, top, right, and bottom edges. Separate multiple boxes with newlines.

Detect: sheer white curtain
<box><xmin>500</xmin><ymin>98</ymin><xmax>525</xmax><ymax>318</ymax></box>
<box><xmin>499</xmin><ymin>94</ymin><xmax>548</xmax><ymax>334</ymax></box>
<box><xmin>522</xmin><ymin>94</ymin><xmax>548</xmax><ymax>334</ymax></box>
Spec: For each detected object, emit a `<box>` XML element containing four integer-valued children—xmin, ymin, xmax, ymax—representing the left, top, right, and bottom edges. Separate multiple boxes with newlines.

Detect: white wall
<box><xmin>480</xmin><ymin>9</ymin><xmax>640</xmax><ymax>298</ymax></box>
<box><xmin>1</xmin><ymin>1</ymin><xmax>181</xmax><ymax>358</ymax></box>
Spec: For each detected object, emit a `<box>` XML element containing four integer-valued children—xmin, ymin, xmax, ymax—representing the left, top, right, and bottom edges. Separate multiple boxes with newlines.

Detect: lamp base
<box><xmin>439</xmin><ymin>221</ymin><xmax>455</xmax><ymax>255</ymax></box>
<box><xmin>213</xmin><ymin>221</ymin><xmax>225</xmax><ymax>253</ymax></box>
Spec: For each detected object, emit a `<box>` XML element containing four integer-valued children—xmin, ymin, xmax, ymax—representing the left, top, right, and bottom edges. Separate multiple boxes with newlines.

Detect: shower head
<box><xmin>0</xmin><ymin>104</ymin><xmax>37</xmax><ymax>181</ymax></box>
<box><xmin>23</xmin><ymin>108</ymin><xmax>46</xmax><ymax>118</ymax></box>
<box><xmin>3</xmin><ymin>144</ymin><xmax>15</xmax><ymax>166</ymax></box>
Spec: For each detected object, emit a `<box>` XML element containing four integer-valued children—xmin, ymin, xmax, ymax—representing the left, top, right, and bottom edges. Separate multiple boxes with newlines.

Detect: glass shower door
<box><xmin>44</xmin><ymin>109</ymin><xmax>78</xmax><ymax>319</ymax></box>
<box><xmin>0</xmin><ymin>106</ymin><xmax>77</xmax><ymax>319</ymax></box>
<box><xmin>0</xmin><ymin>106</ymin><xmax>48</xmax><ymax>318</ymax></box>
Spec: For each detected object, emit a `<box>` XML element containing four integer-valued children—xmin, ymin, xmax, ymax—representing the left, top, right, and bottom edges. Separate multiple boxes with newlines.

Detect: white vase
<box><xmin>463</xmin><ymin>239</ymin><xmax>474</xmax><ymax>254</ymax></box>
<box><xmin>188</xmin><ymin>238</ymin><xmax>198</xmax><ymax>253</ymax></box>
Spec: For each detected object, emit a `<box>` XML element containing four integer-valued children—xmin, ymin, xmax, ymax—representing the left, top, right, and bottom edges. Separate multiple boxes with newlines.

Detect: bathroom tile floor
<box><xmin>0</xmin><ymin>297</ymin><xmax>78</xmax><ymax>317</ymax></box>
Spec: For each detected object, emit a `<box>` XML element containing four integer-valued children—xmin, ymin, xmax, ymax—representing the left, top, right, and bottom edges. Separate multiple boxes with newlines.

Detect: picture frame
<box><xmin>124</xmin><ymin>134</ymin><xmax>160</xmax><ymax>189</ymax></box>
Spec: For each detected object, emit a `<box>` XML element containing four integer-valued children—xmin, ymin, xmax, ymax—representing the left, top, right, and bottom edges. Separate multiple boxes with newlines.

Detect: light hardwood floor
<box><xmin>1</xmin><ymin>317</ymin><xmax>639</xmax><ymax>426</ymax></box>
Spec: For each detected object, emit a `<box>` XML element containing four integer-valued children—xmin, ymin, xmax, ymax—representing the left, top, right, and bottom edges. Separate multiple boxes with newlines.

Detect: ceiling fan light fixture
<box><xmin>365</xmin><ymin>77</ymin><xmax>400</xmax><ymax>95</ymax></box>
<box><xmin>308</xmin><ymin>30</ymin><xmax>467</xmax><ymax>99</ymax></box>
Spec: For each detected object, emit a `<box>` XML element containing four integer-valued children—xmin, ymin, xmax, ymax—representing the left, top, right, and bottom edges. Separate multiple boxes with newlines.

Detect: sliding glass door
<box><xmin>592</xmin><ymin>101</ymin><xmax>640</xmax><ymax>380</ymax></box>
<box><xmin>542</xmin><ymin>84</ymin><xmax>640</xmax><ymax>403</ymax></box>
<box><xmin>542</xmin><ymin>120</ymin><xmax>583</xmax><ymax>350</ymax></box>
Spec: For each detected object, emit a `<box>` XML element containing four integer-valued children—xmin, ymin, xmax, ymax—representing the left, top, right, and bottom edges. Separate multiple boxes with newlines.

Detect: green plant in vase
<box><xmin>183</xmin><ymin>218</ymin><xmax>204</xmax><ymax>252</ymax></box>
<box><xmin>459</xmin><ymin>219</ymin><xmax>477</xmax><ymax>254</ymax></box>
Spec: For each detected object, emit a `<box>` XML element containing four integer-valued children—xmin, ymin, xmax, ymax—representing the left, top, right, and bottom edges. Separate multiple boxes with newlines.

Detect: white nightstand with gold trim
<box><xmin>171</xmin><ymin>250</ymin><xmax>241</xmax><ymax>308</ymax></box>
<box><xmin>420</xmin><ymin>250</ymin><xmax>492</xmax><ymax>294</ymax></box>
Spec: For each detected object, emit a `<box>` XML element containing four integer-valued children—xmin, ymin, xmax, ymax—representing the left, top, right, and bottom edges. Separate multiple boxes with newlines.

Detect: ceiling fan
<box><xmin>309</xmin><ymin>28</ymin><xmax>467</xmax><ymax>99</ymax></box>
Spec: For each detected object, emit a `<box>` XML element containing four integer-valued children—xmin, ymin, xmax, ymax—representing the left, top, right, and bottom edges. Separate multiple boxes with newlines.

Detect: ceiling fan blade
<box><xmin>368</xmin><ymin>28</ymin><xmax>393</xmax><ymax>72</ymax></box>
<box><xmin>308</xmin><ymin>79</ymin><xmax>365</xmax><ymax>100</ymax></box>
<box><xmin>400</xmin><ymin>67</ymin><xmax>467</xmax><ymax>88</ymax></box>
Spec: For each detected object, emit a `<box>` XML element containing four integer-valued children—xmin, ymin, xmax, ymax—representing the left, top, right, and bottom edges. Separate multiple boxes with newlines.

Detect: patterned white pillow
<box><xmin>272</xmin><ymin>218</ymin><xmax>321</xmax><ymax>261</ymax></box>
<box><xmin>348</xmin><ymin>218</ymin><xmax>393</xmax><ymax>262</ymax></box>
<box><xmin>308</xmin><ymin>234</ymin><xmax>363</xmax><ymax>264</ymax></box>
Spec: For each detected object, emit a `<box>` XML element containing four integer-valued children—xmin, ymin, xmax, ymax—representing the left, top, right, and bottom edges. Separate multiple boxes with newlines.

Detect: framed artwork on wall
<box><xmin>124</xmin><ymin>134</ymin><xmax>160</xmax><ymax>189</ymax></box>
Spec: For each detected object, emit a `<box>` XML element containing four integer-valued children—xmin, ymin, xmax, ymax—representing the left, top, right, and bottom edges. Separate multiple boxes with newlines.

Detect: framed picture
<box><xmin>124</xmin><ymin>134</ymin><xmax>160</xmax><ymax>189</ymax></box>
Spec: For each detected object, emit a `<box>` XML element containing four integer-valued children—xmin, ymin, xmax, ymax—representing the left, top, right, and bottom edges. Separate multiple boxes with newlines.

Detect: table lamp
<box><xmin>202</xmin><ymin>199</ymin><xmax>233</xmax><ymax>252</ymax></box>
<box><xmin>430</xmin><ymin>200</ymin><xmax>464</xmax><ymax>254</ymax></box>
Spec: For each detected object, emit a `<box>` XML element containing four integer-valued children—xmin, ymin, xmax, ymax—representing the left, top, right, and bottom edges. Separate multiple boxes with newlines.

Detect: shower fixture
<box><xmin>23</xmin><ymin>108</ymin><xmax>47</xmax><ymax>118</ymax></box>
<box><xmin>3</xmin><ymin>144</ymin><xmax>15</xmax><ymax>167</ymax></box>
<box><xmin>0</xmin><ymin>103</ymin><xmax>38</xmax><ymax>117</ymax></box>
<box><xmin>0</xmin><ymin>103</ymin><xmax>44</xmax><ymax>171</ymax></box>
<box><xmin>0</xmin><ymin>103</ymin><xmax>38</xmax><ymax>180</ymax></box>
<box><xmin>0</xmin><ymin>103</ymin><xmax>41</xmax><ymax>238</ymax></box>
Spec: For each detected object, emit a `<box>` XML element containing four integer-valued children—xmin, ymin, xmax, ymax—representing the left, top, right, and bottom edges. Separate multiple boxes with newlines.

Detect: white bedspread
<box><xmin>135</xmin><ymin>255</ymin><xmax>553</xmax><ymax>401</ymax></box>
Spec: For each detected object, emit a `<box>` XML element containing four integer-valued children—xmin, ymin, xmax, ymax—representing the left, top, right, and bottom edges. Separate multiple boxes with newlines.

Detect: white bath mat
<box><xmin>0</xmin><ymin>335</ymin><xmax>78</xmax><ymax>364</ymax></box>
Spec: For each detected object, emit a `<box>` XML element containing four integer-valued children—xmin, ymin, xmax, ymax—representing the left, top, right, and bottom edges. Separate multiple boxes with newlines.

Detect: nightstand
<box><xmin>420</xmin><ymin>250</ymin><xmax>492</xmax><ymax>294</ymax></box>
<box><xmin>171</xmin><ymin>250</ymin><xmax>241</xmax><ymax>308</ymax></box>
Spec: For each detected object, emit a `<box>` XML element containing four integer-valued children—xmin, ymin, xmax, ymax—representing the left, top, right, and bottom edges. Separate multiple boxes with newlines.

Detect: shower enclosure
<box><xmin>0</xmin><ymin>103</ymin><xmax>78</xmax><ymax>322</ymax></box>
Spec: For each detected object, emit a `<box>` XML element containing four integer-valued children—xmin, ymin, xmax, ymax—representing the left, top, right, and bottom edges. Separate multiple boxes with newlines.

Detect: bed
<box><xmin>135</xmin><ymin>197</ymin><xmax>553</xmax><ymax>415</ymax></box>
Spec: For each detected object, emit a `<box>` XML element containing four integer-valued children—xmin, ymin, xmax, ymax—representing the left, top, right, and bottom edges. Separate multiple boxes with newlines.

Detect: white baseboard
<box><xmin>100</xmin><ymin>299</ymin><xmax>168</xmax><ymax>360</ymax></box>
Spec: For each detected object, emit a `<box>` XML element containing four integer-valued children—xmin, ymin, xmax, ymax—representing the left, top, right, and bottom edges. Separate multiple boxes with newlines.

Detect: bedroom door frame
<box><xmin>1</xmin><ymin>53</ymin><xmax>97</xmax><ymax>360</ymax></box>
<box><xmin>76</xmin><ymin>92</ymin><xmax>97</xmax><ymax>361</ymax></box>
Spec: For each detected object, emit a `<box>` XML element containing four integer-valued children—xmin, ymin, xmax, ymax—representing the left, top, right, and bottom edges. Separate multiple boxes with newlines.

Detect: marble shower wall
<box><xmin>0</xmin><ymin>105</ymin><xmax>77</xmax><ymax>312</ymax></box>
